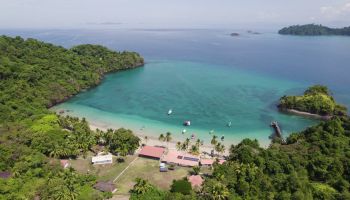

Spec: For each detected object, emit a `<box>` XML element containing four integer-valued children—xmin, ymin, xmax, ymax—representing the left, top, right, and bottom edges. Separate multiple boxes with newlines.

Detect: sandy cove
<box><xmin>89</xmin><ymin>123</ymin><xmax>230</xmax><ymax>156</ymax></box>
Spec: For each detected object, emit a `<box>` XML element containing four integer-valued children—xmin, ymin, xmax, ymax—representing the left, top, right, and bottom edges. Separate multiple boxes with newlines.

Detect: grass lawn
<box><xmin>70</xmin><ymin>154</ymin><xmax>138</xmax><ymax>180</ymax></box>
<box><xmin>70</xmin><ymin>153</ymin><xmax>198</xmax><ymax>196</ymax></box>
<box><xmin>114</xmin><ymin>157</ymin><xmax>192</xmax><ymax>195</ymax></box>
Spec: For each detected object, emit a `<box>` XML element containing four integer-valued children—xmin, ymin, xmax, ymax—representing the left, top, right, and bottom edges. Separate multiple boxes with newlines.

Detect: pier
<box><xmin>270</xmin><ymin>121</ymin><xmax>286</xmax><ymax>143</ymax></box>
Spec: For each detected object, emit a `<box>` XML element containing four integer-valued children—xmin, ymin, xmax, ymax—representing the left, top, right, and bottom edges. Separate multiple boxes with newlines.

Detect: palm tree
<box><xmin>220</xmin><ymin>144</ymin><xmax>226</xmax><ymax>156</ymax></box>
<box><xmin>192</xmin><ymin>166</ymin><xmax>201</xmax><ymax>175</ymax></box>
<box><xmin>211</xmin><ymin>135</ymin><xmax>218</xmax><ymax>154</ymax></box>
<box><xmin>176</xmin><ymin>141</ymin><xmax>182</xmax><ymax>151</ymax></box>
<box><xmin>184</xmin><ymin>138</ymin><xmax>190</xmax><ymax>149</ymax></box>
<box><xmin>158</xmin><ymin>133</ymin><xmax>165</xmax><ymax>146</ymax></box>
<box><xmin>211</xmin><ymin>135</ymin><xmax>218</xmax><ymax>146</ymax></box>
<box><xmin>205</xmin><ymin>182</ymin><xmax>229</xmax><ymax>200</ymax></box>
<box><xmin>190</xmin><ymin>145</ymin><xmax>199</xmax><ymax>155</ymax></box>
<box><xmin>194</xmin><ymin>139</ymin><xmax>202</xmax><ymax>154</ymax></box>
<box><xmin>144</xmin><ymin>136</ymin><xmax>148</xmax><ymax>145</ymax></box>
<box><xmin>165</xmin><ymin>132</ymin><xmax>172</xmax><ymax>147</ymax></box>
<box><xmin>195</xmin><ymin>139</ymin><xmax>201</xmax><ymax>148</ymax></box>
<box><xmin>215</xmin><ymin>143</ymin><xmax>225</xmax><ymax>157</ymax></box>
<box><xmin>133</xmin><ymin>178</ymin><xmax>152</xmax><ymax>194</ymax></box>
<box><xmin>181</xmin><ymin>143</ymin><xmax>187</xmax><ymax>152</ymax></box>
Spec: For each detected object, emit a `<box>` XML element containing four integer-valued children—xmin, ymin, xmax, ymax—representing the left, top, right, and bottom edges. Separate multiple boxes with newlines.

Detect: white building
<box><xmin>92</xmin><ymin>154</ymin><xmax>113</xmax><ymax>165</ymax></box>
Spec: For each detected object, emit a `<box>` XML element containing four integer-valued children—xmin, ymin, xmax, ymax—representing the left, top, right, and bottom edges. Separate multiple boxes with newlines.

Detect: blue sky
<box><xmin>0</xmin><ymin>0</ymin><xmax>349</xmax><ymax>29</ymax></box>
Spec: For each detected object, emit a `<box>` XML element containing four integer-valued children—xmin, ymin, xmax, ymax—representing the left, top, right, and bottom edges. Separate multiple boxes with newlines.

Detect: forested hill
<box><xmin>278</xmin><ymin>24</ymin><xmax>350</xmax><ymax>36</ymax></box>
<box><xmin>0</xmin><ymin>36</ymin><xmax>144</xmax><ymax>122</ymax></box>
<box><xmin>278</xmin><ymin>85</ymin><xmax>347</xmax><ymax>116</ymax></box>
<box><xmin>0</xmin><ymin>36</ymin><xmax>143</xmax><ymax>199</ymax></box>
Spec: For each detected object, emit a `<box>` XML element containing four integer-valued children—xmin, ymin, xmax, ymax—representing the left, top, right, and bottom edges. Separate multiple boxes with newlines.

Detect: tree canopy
<box><xmin>0</xmin><ymin>35</ymin><xmax>143</xmax><ymax>199</ymax></box>
<box><xmin>278</xmin><ymin>85</ymin><xmax>347</xmax><ymax>116</ymax></box>
<box><xmin>278</xmin><ymin>24</ymin><xmax>350</xmax><ymax>36</ymax></box>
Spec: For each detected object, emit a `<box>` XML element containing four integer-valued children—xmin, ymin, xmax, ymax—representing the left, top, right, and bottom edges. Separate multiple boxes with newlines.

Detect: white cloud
<box><xmin>320</xmin><ymin>2</ymin><xmax>350</xmax><ymax>19</ymax></box>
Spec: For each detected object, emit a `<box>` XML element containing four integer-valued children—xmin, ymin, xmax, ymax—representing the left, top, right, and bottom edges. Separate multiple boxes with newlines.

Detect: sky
<box><xmin>0</xmin><ymin>0</ymin><xmax>349</xmax><ymax>29</ymax></box>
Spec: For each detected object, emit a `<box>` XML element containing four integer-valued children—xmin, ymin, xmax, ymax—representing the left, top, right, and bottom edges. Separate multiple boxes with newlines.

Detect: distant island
<box><xmin>278</xmin><ymin>85</ymin><xmax>347</xmax><ymax>119</ymax></box>
<box><xmin>247</xmin><ymin>30</ymin><xmax>261</xmax><ymax>35</ymax></box>
<box><xmin>230</xmin><ymin>32</ymin><xmax>240</xmax><ymax>36</ymax></box>
<box><xmin>278</xmin><ymin>24</ymin><xmax>350</xmax><ymax>36</ymax></box>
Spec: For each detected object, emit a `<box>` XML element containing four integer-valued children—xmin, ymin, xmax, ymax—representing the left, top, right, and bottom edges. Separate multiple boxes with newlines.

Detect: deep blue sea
<box><xmin>3</xmin><ymin>28</ymin><xmax>350</xmax><ymax>146</ymax></box>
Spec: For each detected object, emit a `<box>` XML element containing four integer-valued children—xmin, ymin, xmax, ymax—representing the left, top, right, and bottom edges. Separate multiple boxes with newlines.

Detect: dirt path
<box><xmin>113</xmin><ymin>156</ymin><xmax>139</xmax><ymax>183</ymax></box>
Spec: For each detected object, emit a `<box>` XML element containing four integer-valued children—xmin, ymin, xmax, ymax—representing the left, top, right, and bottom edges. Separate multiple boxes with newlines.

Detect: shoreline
<box><xmin>47</xmin><ymin>62</ymin><xmax>144</xmax><ymax>107</ymax></box>
<box><xmin>279</xmin><ymin>108</ymin><xmax>331</xmax><ymax>120</ymax></box>
<box><xmin>89</xmin><ymin>123</ymin><xmax>230</xmax><ymax>156</ymax></box>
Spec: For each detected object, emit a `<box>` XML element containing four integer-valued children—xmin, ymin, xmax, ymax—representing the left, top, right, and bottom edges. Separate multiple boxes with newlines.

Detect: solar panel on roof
<box><xmin>184</xmin><ymin>157</ymin><xmax>199</xmax><ymax>162</ymax></box>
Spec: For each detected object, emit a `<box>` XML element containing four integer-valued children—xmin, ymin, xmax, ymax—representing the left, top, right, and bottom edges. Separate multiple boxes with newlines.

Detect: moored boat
<box><xmin>183</xmin><ymin>120</ymin><xmax>191</xmax><ymax>126</ymax></box>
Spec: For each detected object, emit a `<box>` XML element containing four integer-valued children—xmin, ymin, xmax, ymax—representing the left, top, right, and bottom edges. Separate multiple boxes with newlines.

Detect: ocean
<box><xmin>3</xmin><ymin>28</ymin><xmax>350</xmax><ymax>146</ymax></box>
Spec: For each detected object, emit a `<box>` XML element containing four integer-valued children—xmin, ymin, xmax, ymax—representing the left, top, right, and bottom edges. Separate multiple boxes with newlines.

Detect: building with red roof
<box><xmin>218</xmin><ymin>159</ymin><xmax>226</xmax><ymax>165</ymax></box>
<box><xmin>139</xmin><ymin>146</ymin><xmax>165</xmax><ymax>160</ymax></box>
<box><xmin>187</xmin><ymin>175</ymin><xmax>204</xmax><ymax>188</ymax></box>
<box><xmin>162</xmin><ymin>150</ymin><xmax>199</xmax><ymax>167</ymax></box>
<box><xmin>200</xmin><ymin>158</ymin><xmax>215</xmax><ymax>166</ymax></box>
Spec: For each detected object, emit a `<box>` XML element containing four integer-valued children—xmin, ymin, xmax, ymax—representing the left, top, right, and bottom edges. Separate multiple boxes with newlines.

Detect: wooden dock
<box><xmin>270</xmin><ymin>121</ymin><xmax>285</xmax><ymax>143</ymax></box>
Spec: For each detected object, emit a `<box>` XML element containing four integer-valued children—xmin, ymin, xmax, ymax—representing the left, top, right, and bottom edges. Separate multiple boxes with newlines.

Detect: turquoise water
<box><xmin>53</xmin><ymin>60</ymin><xmax>317</xmax><ymax>146</ymax></box>
<box><xmin>6</xmin><ymin>29</ymin><xmax>349</xmax><ymax>146</ymax></box>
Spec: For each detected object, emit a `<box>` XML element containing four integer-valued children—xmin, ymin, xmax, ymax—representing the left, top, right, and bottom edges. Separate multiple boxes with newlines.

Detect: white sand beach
<box><xmin>90</xmin><ymin>123</ymin><xmax>230</xmax><ymax>156</ymax></box>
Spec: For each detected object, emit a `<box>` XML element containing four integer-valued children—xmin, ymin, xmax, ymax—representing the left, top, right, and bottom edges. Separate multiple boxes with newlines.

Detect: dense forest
<box><xmin>131</xmin><ymin>115</ymin><xmax>350</xmax><ymax>200</ymax></box>
<box><xmin>278</xmin><ymin>85</ymin><xmax>347</xmax><ymax>116</ymax></box>
<box><xmin>278</xmin><ymin>24</ymin><xmax>350</xmax><ymax>36</ymax></box>
<box><xmin>0</xmin><ymin>36</ymin><xmax>143</xmax><ymax>199</ymax></box>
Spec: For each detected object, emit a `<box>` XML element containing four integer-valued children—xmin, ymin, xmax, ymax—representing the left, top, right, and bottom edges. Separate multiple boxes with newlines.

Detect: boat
<box><xmin>227</xmin><ymin>121</ymin><xmax>232</xmax><ymax>127</ymax></box>
<box><xmin>168</xmin><ymin>109</ymin><xmax>172</xmax><ymax>115</ymax></box>
<box><xmin>209</xmin><ymin>130</ymin><xmax>214</xmax><ymax>134</ymax></box>
<box><xmin>182</xmin><ymin>129</ymin><xmax>186</xmax><ymax>134</ymax></box>
<box><xmin>183</xmin><ymin>120</ymin><xmax>191</xmax><ymax>126</ymax></box>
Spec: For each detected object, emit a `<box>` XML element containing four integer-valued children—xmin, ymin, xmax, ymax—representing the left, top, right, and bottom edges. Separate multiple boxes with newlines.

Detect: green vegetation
<box><xmin>133</xmin><ymin>117</ymin><xmax>350</xmax><ymax>199</ymax></box>
<box><xmin>98</xmin><ymin>128</ymin><xmax>140</xmax><ymax>156</ymax></box>
<box><xmin>115</xmin><ymin>157</ymin><xmax>191</xmax><ymax>195</ymax></box>
<box><xmin>170</xmin><ymin>179</ymin><xmax>192</xmax><ymax>195</ymax></box>
<box><xmin>0</xmin><ymin>35</ymin><xmax>143</xmax><ymax>199</ymax></box>
<box><xmin>130</xmin><ymin>178</ymin><xmax>197</xmax><ymax>200</ymax></box>
<box><xmin>278</xmin><ymin>85</ymin><xmax>347</xmax><ymax>116</ymax></box>
<box><xmin>2</xmin><ymin>35</ymin><xmax>350</xmax><ymax>200</ymax></box>
<box><xmin>279</xmin><ymin>24</ymin><xmax>350</xmax><ymax>36</ymax></box>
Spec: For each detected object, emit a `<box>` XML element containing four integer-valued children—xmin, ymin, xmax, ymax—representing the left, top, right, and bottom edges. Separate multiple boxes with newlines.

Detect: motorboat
<box><xmin>168</xmin><ymin>109</ymin><xmax>172</xmax><ymax>115</ymax></box>
<box><xmin>182</xmin><ymin>129</ymin><xmax>186</xmax><ymax>134</ymax></box>
<box><xmin>183</xmin><ymin>120</ymin><xmax>191</xmax><ymax>126</ymax></box>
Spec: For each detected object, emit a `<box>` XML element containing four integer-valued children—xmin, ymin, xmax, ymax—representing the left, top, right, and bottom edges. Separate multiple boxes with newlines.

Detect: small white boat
<box><xmin>183</xmin><ymin>121</ymin><xmax>191</xmax><ymax>126</ymax></box>
<box><xmin>209</xmin><ymin>130</ymin><xmax>214</xmax><ymax>134</ymax></box>
<box><xmin>227</xmin><ymin>121</ymin><xmax>232</xmax><ymax>127</ymax></box>
<box><xmin>182</xmin><ymin>129</ymin><xmax>186</xmax><ymax>134</ymax></box>
<box><xmin>168</xmin><ymin>109</ymin><xmax>172</xmax><ymax>115</ymax></box>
